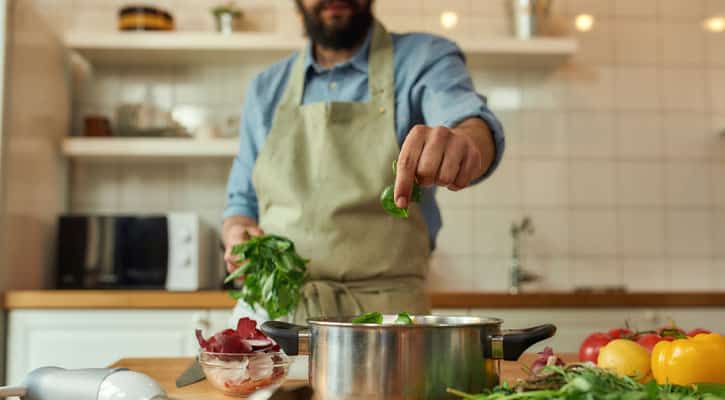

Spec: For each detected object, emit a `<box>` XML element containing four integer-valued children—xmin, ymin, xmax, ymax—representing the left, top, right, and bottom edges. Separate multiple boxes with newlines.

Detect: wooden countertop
<box><xmin>4</xmin><ymin>290</ymin><xmax>725</xmax><ymax>310</ymax></box>
<box><xmin>109</xmin><ymin>353</ymin><xmax>578</xmax><ymax>399</ymax></box>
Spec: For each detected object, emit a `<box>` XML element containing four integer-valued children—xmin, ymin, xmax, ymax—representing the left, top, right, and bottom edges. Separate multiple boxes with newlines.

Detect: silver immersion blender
<box><xmin>0</xmin><ymin>367</ymin><xmax>167</xmax><ymax>400</ymax></box>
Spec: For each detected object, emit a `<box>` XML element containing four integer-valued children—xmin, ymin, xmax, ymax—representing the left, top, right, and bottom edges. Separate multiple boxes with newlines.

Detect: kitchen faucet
<box><xmin>509</xmin><ymin>216</ymin><xmax>538</xmax><ymax>294</ymax></box>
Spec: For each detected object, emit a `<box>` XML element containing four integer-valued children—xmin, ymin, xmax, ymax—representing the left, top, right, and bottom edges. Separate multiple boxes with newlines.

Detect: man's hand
<box><xmin>394</xmin><ymin>118</ymin><xmax>495</xmax><ymax>208</ymax></box>
<box><xmin>222</xmin><ymin>216</ymin><xmax>264</xmax><ymax>280</ymax></box>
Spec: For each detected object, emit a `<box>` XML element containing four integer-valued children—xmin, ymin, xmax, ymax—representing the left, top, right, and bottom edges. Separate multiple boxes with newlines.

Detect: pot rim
<box><xmin>307</xmin><ymin>314</ymin><xmax>504</xmax><ymax>328</ymax></box>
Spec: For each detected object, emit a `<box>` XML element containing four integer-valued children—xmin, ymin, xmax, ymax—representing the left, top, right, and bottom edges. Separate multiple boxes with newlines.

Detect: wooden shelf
<box><xmin>62</xmin><ymin>137</ymin><xmax>238</xmax><ymax>160</ymax></box>
<box><xmin>65</xmin><ymin>31</ymin><xmax>577</xmax><ymax>66</ymax></box>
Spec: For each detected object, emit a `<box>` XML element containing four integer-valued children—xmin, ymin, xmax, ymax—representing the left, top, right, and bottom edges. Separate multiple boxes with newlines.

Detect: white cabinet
<box><xmin>5</xmin><ymin>309</ymin><xmax>218</xmax><ymax>385</ymax></box>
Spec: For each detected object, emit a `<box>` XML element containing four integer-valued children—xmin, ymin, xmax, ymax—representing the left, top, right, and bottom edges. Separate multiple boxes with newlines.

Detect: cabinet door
<box><xmin>6</xmin><ymin>309</ymin><xmax>209</xmax><ymax>385</ymax></box>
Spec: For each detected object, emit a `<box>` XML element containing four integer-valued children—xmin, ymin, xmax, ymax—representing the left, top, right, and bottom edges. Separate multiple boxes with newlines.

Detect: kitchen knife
<box><xmin>175</xmin><ymin>359</ymin><xmax>205</xmax><ymax>388</ymax></box>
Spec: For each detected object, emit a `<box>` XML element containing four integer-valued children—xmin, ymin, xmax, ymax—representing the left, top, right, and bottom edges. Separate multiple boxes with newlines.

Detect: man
<box><xmin>224</xmin><ymin>0</ymin><xmax>504</xmax><ymax>323</ymax></box>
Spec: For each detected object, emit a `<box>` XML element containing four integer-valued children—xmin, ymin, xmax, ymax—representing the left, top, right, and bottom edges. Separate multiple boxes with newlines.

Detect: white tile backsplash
<box><xmin>570</xmin><ymin>210</ymin><xmax>618</xmax><ymax>256</ymax></box>
<box><xmin>616</xmin><ymin>112</ymin><xmax>663</xmax><ymax>159</ymax></box>
<box><xmin>613</xmin><ymin>20</ymin><xmax>658</xmax><ymax>65</ymax></box>
<box><xmin>659</xmin><ymin>22</ymin><xmax>706</xmax><ymax>66</ymax></box>
<box><xmin>665</xmin><ymin>210</ymin><xmax>714</xmax><ymax>256</ymax></box>
<box><xmin>658</xmin><ymin>0</ymin><xmax>705</xmax><ymax>20</ymax></box>
<box><xmin>662</xmin><ymin>113</ymin><xmax>710</xmax><ymax>159</ymax></box>
<box><xmin>617</xmin><ymin>161</ymin><xmax>665</xmax><ymax>206</ymax></box>
<box><xmin>664</xmin><ymin>162</ymin><xmax>712</xmax><ymax>206</ymax></box>
<box><xmin>519</xmin><ymin>111</ymin><xmax>567</xmax><ymax>157</ymax></box>
<box><xmin>618</xmin><ymin>208</ymin><xmax>666</xmax><ymax>256</ymax></box>
<box><xmin>621</xmin><ymin>258</ymin><xmax>669</xmax><ymax>291</ymax></box>
<box><xmin>566</xmin><ymin>111</ymin><xmax>616</xmax><ymax>158</ymax></box>
<box><xmin>521</xmin><ymin>160</ymin><xmax>569</xmax><ymax>207</ymax></box>
<box><xmin>569</xmin><ymin>160</ymin><xmax>616</xmax><ymax>206</ymax></box>
<box><xmin>614</xmin><ymin>67</ymin><xmax>661</xmax><ymax>110</ymax></box>
<box><xmin>56</xmin><ymin>0</ymin><xmax>725</xmax><ymax>292</ymax></box>
<box><xmin>660</xmin><ymin>68</ymin><xmax>706</xmax><ymax>112</ymax></box>
<box><xmin>668</xmin><ymin>258</ymin><xmax>715</xmax><ymax>291</ymax></box>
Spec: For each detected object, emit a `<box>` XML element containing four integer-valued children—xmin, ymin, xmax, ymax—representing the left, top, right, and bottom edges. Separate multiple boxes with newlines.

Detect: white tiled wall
<box><xmin>37</xmin><ymin>0</ymin><xmax>725</xmax><ymax>292</ymax></box>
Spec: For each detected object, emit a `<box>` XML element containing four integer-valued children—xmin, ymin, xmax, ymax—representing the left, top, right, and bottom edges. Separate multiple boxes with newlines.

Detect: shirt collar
<box><xmin>303</xmin><ymin>27</ymin><xmax>372</xmax><ymax>74</ymax></box>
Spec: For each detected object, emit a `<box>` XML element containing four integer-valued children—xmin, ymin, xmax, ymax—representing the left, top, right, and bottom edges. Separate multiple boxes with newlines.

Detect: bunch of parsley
<box><xmin>225</xmin><ymin>235</ymin><xmax>308</xmax><ymax>320</ymax></box>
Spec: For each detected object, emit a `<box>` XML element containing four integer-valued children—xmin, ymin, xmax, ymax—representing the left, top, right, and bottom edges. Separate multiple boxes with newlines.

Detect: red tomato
<box><xmin>636</xmin><ymin>333</ymin><xmax>673</xmax><ymax>352</ymax></box>
<box><xmin>687</xmin><ymin>328</ymin><xmax>711</xmax><ymax>337</ymax></box>
<box><xmin>607</xmin><ymin>328</ymin><xmax>634</xmax><ymax>339</ymax></box>
<box><xmin>578</xmin><ymin>332</ymin><xmax>612</xmax><ymax>363</ymax></box>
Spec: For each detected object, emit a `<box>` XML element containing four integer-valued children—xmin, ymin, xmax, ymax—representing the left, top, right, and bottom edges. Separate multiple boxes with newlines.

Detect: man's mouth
<box><xmin>321</xmin><ymin>1</ymin><xmax>353</xmax><ymax>15</ymax></box>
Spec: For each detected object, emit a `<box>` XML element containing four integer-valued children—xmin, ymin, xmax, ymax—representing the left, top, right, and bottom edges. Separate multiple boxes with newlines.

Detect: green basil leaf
<box><xmin>394</xmin><ymin>312</ymin><xmax>413</xmax><ymax>325</ymax></box>
<box><xmin>352</xmin><ymin>312</ymin><xmax>384</xmax><ymax>324</ymax></box>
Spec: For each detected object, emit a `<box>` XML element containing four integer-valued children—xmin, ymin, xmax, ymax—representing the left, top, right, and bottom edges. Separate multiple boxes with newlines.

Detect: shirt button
<box><xmin>329</xmin><ymin>81</ymin><xmax>337</xmax><ymax>90</ymax></box>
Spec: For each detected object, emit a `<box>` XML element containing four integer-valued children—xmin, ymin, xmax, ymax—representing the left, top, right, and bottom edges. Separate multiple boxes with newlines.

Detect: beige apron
<box><xmin>251</xmin><ymin>21</ymin><xmax>431</xmax><ymax>324</ymax></box>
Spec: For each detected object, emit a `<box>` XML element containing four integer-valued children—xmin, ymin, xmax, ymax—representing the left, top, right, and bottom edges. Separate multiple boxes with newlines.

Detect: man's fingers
<box><xmin>437</xmin><ymin>139</ymin><xmax>465</xmax><ymax>187</ymax></box>
<box><xmin>395</xmin><ymin>125</ymin><xmax>426</xmax><ymax>208</ymax></box>
<box><xmin>451</xmin><ymin>149</ymin><xmax>482</xmax><ymax>190</ymax></box>
<box><xmin>247</xmin><ymin>226</ymin><xmax>264</xmax><ymax>237</ymax></box>
<box><xmin>416</xmin><ymin>126</ymin><xmax>449</xmax><ymax>187</ymax></box>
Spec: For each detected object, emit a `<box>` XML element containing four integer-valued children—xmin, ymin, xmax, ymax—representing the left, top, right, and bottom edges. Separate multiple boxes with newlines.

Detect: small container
<box><xmin>198</xmin><ymin>351</ymin><xmax>290</xmax><ymax>398</ymax></box>
<box><xmin>83</xmin><ymin>115</ymin><xmax>113</xmax><ymax>137</ymax></box>
<box><xmin>212</xmin><ymin>3</ymin><xmax>243</xmax><ymax>35</ymax></box>
<box><xmin>509</xmin><ymin>0</ymin><xmax>552</xmax><ymax>39</ymax></box>
<box><xmin>118</xmin><ymin>5</ymin><xmax>174</xmax><ymax>31</ymax></box>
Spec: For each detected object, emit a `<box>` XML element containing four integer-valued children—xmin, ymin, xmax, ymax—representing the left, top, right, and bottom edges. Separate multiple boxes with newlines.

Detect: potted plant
<box><xmin>211</xmin><ymin>2</ymin><xmax>243</xmax><ymax>34</ymax></box>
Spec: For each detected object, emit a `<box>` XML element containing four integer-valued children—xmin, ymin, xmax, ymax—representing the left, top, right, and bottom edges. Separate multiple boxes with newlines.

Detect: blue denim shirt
<box><xmin>225</xmin><ymin>30</ymin><xmax>505</xmax><ymax>247</ymax></box>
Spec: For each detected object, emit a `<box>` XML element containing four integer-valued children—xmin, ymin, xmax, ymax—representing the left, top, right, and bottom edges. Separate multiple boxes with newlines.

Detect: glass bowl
<box><xmin>199</xmin><ymin>351</ymin><xmax>290</xmax><ymax>398</ymax></box>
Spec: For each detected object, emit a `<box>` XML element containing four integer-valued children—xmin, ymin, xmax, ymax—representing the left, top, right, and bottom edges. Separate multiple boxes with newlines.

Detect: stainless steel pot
<box><xmin>261</xmin><ymin>315</ymin><xmax>556</xmax><ymax>400</ymax></box>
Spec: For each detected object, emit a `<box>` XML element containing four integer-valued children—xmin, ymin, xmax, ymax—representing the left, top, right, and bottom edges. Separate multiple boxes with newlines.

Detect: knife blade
<box><xmin>175</xmin><ymin>359</ymin><xmax>206</xmax><ymax>388</ymax></box>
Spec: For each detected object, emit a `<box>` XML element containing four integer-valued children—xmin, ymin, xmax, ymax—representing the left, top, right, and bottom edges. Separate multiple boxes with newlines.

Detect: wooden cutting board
<box><xmin>110</xmin><ymin>353</ymin><xmax>578</xmax><ymax>399</ymax></box>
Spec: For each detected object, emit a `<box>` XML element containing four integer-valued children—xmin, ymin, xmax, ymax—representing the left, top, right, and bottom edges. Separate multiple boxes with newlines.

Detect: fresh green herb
<box><xmin>394</xmin><ymin>312</ymin><xmax>413</xmax><ymax>325</ymax></box>
<box><xmin>380</xmin><ymin>160</ymin><xmax>422</xmax><ymax>218</ymax></box>
<box><xmin>448</xmin><ymin>363</ymin><xmax>725</xmax><ymax>400</ymax></box>
<box><xmin>351</xmin><ymin>312</ymin><xmax>384</xmax><ymax>324</ymax></box>
<box><xmin>225</xmin><ymin>234</ymin><xmax>308</xmax><ymax>320</ymax></box>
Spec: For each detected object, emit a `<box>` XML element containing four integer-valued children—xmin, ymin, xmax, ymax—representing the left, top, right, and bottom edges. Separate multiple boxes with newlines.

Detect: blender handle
<box><xmin>487</xmin><ymin>324</ymin><xmax>557</xmax><ymax>361</ymax></box>
<box><xmin>260</xmin><ymin>321</ymin><xmax>311</xmax><ymax>356</ymax></box>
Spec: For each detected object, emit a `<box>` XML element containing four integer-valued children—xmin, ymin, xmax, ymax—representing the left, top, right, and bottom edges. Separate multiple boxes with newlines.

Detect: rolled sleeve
<box><xmin>224</xmin><ymin>83</ymin><xmax>264</xmax><ymax>220</ymax></box>
<box><xmin>414</xmin><ymin>37</ymin><xmax>505</xmax><ymax>183</ymax></box>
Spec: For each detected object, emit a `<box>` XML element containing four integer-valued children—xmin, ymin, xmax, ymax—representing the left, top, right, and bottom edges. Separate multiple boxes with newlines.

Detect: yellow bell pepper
<box><xmin>651</xmin><ymin>333</ymin><xmax>725</xmax><ymax>385</ymax></box>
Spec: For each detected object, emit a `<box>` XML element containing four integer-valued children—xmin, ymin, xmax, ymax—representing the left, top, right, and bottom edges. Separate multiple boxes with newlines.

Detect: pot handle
<box><xmin>260</xmin><ymin>321</ymin><xmax>310</xmax><ymax>356</ymax></box>
<box><xmin>487</xmin><ymin>324</ymin><xmax>556</xmax><ymax>361</ymax></box>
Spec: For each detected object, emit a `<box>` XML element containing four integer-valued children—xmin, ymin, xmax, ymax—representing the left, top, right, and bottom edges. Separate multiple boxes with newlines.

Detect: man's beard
<box><xmin>297</xmin><ymin>0</ymin><xmax>373</xmax><ymax>50</ymax></box>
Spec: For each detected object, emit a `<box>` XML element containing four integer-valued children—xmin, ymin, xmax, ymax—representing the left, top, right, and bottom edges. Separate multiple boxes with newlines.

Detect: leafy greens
<box><xmin>380</xmin><ymin>160</ymin><xmax>422</xmax><ymax>218</ymax></box>
<box><xmin>225</xmin><ymin>234</ymin><xmax>308</xmax><ymax>320</ymax></box>
<box><xmin>449</xmin><ymin>363</ymin><xmax>725</xmax><ymax>400</ymax></box>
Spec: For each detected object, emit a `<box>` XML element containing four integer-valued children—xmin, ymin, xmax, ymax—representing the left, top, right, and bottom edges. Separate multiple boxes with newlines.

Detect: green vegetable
<box><xmin>225</xmin><ymin>234</ymin><xmax>308</xmax><ymax>320</ymax></box>
<box><xmin>448</xmin><ymin>363</ymin><xmax>725</xmax><ymax>400</ymax></box>
<box><xmin>380</xmin><ymin>160</ymin><xmax>422</xmax><ymax>218</ymax></box>
<box><xmin>351</xmin><ymin>312</ymin><xmax>384</xmax><ymax>324</ymax></box>
<box><xmin>394</xmin><ymin>312</ymin><xmax>413</xmax><ymax>325</ymax></box>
